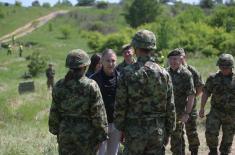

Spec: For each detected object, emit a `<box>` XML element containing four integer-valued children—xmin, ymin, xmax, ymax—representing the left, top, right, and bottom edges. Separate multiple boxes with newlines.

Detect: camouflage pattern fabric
<box><xmin>116</xmin><ymin>60</ymin><xmax>135</xmax><ymax>73</ymax></box>
<box><xmin>203</xmin><ymin>71</ymin><xmax>235</xmax><ymax>154</ymax></box>
<box><xmin>131</xmin><ymin>29</ymin><xmax>157</xmax><ymax>50</ymax></box>
<box><xmin>48</xmin><ymin>76</ymin><xmax>108</xmax><ymax>155</ymax></box>
<box><xmin>114</xmin><ymin>56</ymin><xmax>176</xmax><ymax>155</ymax></box>
<box><xmin>185</xmin><ymin>64</ymin><xmax>204</xmax><ymax>151</ymax></box>
<box><xmin>46</xmin><ymin>68</ymin><xmax>55</xmax><ymax>89</ymax></box>
<box><xmin>167</xmin><ymin>66</ymin><xmax>195</xmax><ymax>155</ymax></box>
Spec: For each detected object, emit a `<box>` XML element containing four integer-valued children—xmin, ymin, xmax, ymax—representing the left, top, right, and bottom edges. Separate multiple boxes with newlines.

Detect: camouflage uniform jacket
<box><xmin>116</xmin><ymin>59</ymin><xmax>135</xmax><ymax>73</ymax></box>
<box><xmin>114</xmin><ymin>56</ymin><xmax>176</xmax><ymax>135</ymax></box>
<box><xmin>46</xmin><ymin>68</ymin><xmax>55</xmax><ymax>79</ymax></box>
<box><xmin>167</xmin><ymin>66</ymin><xmax>195</xmax><ymax>115</ymax></box>
<box><xmin>185</xmin><ymin>64</ymin><xmax>204</xmax><ymax>89</ymax></box>
<box><xmin>48</xmin><ymin>76</ymin><xmax>108</xmax><ymax>144</ymax></box>
<box><xmin>203</xmin><ymin>71</ymin><xmax>235</xmax><ymax>113</ymax></box>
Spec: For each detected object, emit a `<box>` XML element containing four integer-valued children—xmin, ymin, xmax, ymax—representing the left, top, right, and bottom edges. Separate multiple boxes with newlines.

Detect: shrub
<box><xmin>42</xmin><ymin>2</ymin><xmax>51</xmax><ymax>8</ymax></box>
<box><xmin>219</xmin><ymin>39</ymin><xmax>235</xmax><ymax>55</ymax></box>
<box><xmin>60</xmin><ymin>25</ymin><xmax>72</xmax><ymax>39</ymax></box>
<box><xmin>201</xmin><ymin>45</ymin><xmax>219</xmax><ymax>57</ymax></box>
<box><xmin>27</xmin><ymin>52</ymin><xmax>47</xmax><ymax>77</ymax></box>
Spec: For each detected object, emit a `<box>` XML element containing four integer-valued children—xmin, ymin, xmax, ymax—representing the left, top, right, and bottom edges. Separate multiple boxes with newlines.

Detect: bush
<box><xmin>100</xmin><ymin>33</ymin><xmax>130</xmax><ymax>54</ymax></box>
<box><xmin>27</xmin><ymin>52</ymin><xmax>47</xmax><ymax>77</ymax></box>
<box><xmin>60</xmin><ymin>25</ymin><xmax>72</xmax><ymax>39</ymax></box>
<box><xmin>219</xmin><ymin>39</ymin><xmax>235</xmax><ymax>55</ymax></box>
<box><xmin>42</xmin><ymin>2</ymin><xmax>51</xmax><ymax>8</ymax></box>
<box><xmin>201</xmin><ymin>45</ymin><xmax>219</xmax><ymax>57</ymax></box>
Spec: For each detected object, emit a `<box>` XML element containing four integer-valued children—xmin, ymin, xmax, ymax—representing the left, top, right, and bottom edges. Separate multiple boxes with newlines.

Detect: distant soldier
<box><xmin>114</xmin><ymin>29</ymin><xmax>176</xmax><ymax>155</ymax></box>
<box><xmin>46</xmin><ymin>64</ymin><xmax>55</xmax><ymax>90</ymax></box>
<box><xmin>199</xmin><ymin>54</ymin><xmax>235</xmax><ymax>155</ymax></box>
<box><xmin>179</xmin><ymin>48</ymin><xmax>204</xmax><ymax>155</ymax></box>
<box><xmin>48</xmin><ymin>49</ymin><xmax>108</xmax><ymax>155</ymax></box>
<box><xmin>12</xmin><ymin>35</ymin><xmax>15</xmax><ymax>45</ymax></box>
<box><xmin>167</xmin><ymin>49</ymin><xmax>195</xmax><ymax>155</ymax></box>
<box><xmin>19</xmin><ymin>44</ymin><xmax>23</xmax><ymax>57</ymax></box>
<box><xmin>7</xmin><ymin>44</ymin><xmax>12</xmax><ymax>55</ymax></box>
<box><xmin>116</xmin><ymin>44</ymin><xmax>135</xmax><ymax>73</ymax></box>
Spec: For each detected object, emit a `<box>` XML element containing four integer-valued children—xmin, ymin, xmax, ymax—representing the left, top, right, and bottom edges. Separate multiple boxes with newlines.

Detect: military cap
<box><xmin>121</xmin><ymin>44</ymin><xmax>132</xmax><ymax>52</ymax></box>
<box><xmin>167</xmin><ymin>48</ymin><xmax>182</xmax><ymax>58</ymax></box>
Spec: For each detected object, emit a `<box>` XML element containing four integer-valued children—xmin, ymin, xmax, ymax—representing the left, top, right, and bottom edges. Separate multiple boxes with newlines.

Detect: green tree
<box><xmin>61</xmin><ymin>0</ymin><xmax>73</xmax><ymax>6</ymax></box>
<box><xmin>200</xmin><ymin>0</ymin><xmax>215</xmax><ymax>8</ymax></box>
<box><xmin>60</xmin><ymin>25</ymin><xmax>72</xmax><ymax>39</ymax></box>
<box><xmin>42</xmin><ymin>2</ymin><xmax>51</xmax><ymax>8</ymax></box>
<box><xmin>32</xmin><ymin>0</ymin><xmax>40</xmax><ymax>7</ymax></box>
<box><xmin>27</xmin><ymin>52</ymin><xmax>47</xmax><ymax>77</ymax></box>
<box><xmin>76</xmin><ymin>0</ymin><xmax>95</xmax><ymax>6</ymax></box>
<box><xmin>15</xmin><ymin>0</ymin><xmax>22</xmax><ymax>7</ymax></box>
<box><xmin>125</xmin><ymin>0</ymin><xmax>161</xmax><ymax>27</ymax></box>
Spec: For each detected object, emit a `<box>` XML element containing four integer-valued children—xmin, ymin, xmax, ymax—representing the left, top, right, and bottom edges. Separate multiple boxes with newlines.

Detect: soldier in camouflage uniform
<box><xmin>48</xmin><ymin>49</ymin><xmax>108</xmax><ymax>155</ymax></box>
<box><xmin>114</xmin><ymin>29</ymin><xmax>176</xmax><ymax>155</ymax></box>
<box><xmin>199</xmin><ymin>54</ymin><xmax>235</xmax><ymax>155</ymax></box>
<box><xmin>167</xmin><ymin>49</ymin><xmax>195</xmax><ymax>155</ymax></box>
<box><xmin>116</xmin><ymin>44</ymin><xmax>135</xmax><ymax>73</ymax></box>
<box><xmin>46</xmin><ymin>64</ymin><xmax>55</xmax><ymax>90</ymax></box>
<box><xmin>7</xmin><ymin>44</ymin><xmax>12</xmax><ymax>55</ymax></box>
<box><xmin>178</xmin><ymin>48</ymin><xmax>204</xmax><ymax>155</ymax></box>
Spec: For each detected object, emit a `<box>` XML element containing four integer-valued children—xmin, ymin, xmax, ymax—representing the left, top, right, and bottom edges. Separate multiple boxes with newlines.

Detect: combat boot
<box><xmin>191</xmin><ymin>149</ymin><xmax>198</xmax><ymax>155</ymax></box>
<box><xmin>208</xmin><ymin>148</ymin><xmax>218</xmax><ymax>155</ymax></box>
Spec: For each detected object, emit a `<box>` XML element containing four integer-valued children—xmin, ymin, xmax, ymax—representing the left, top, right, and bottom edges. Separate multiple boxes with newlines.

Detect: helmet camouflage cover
<box><xmin>216</xmin><ymin>53</ymin><xmax>234</xmax><ymax>68</ymax></box>
<box><xmin>65</xmin><ymin>49</ymin><xmax>90</xmax><ymax>69</ymax></box>
<box><xmin>131</xmin><ymin>29</ymin><xmax>157</xmax><ymax>50</ymax></box>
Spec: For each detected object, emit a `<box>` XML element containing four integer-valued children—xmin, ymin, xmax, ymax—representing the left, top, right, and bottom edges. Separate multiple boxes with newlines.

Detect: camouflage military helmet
<box><xmin>65</xmin><ymin>49</ymin><xmax>90</xmax><ymax>69</ymax></box>
<box><xmin>131</xmin><ymin>29</ymin><xmax>157</xmax><ymax>50</ymax></box>
<box><xmin>216</xmin><ymin>53</ymin><xmax>234</xmax><ymax>68</ymax></box>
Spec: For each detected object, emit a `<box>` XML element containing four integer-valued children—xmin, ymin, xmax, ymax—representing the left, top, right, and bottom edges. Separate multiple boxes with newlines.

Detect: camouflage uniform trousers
<box><xmin>185</xmin><ymin>103</ymin><xmax>200</xmax><ymax>151</ymax></box>
<box><xmin>47</xmin><ymin>78</ymin><xmax>54</xmax><ymax>89</ymax></box>
<box><xmin>170</xmin><ymin>121</ymin><xmax>185</xmax><ymax>155</ymax></box>
<box><xmin>205</xmin><ymin>107</ymin><xmax>235</xmax><ymax>154</ymax></box>
<box><xmin>123</xmin><ymin>119</ymin><xmax>165</xmax><ymax>155</ymax></box>
<box><xmin>57</xmin><ymin>119</ymin><xmax>98</xmax><ymax>155</ymax></box>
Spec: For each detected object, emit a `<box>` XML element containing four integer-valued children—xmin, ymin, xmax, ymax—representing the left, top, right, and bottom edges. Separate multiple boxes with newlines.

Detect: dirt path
<box><xmin>0</xmin><ymin>10</ymin><xmax>69</xmax><ymax>44</ymax></box>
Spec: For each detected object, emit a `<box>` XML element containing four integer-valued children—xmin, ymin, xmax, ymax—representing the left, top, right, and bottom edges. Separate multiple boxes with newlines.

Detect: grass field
<box><xmin>0</xmin><ymin>6</ymin><xmax>230</xmax><ymax>155</ymax></box>
<box><xmin>0</xmin><ymin>6</ymin><xmax>61</xmax><ymax>37</ymax></box>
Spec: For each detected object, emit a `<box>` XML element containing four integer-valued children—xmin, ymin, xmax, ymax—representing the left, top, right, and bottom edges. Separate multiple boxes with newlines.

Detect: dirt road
<box><xmin>0</xmin><ymin>10</ymin><xmax>68</xmax><ymax>44</ymax></box>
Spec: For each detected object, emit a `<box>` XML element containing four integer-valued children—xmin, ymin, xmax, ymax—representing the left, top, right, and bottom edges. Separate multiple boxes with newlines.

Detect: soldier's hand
<box><xmin>199</xmin><ymin>108</ymin><xmax>205</xmax><ymax>118</ymax></box>
<box><xmin>180</xmin><ymin>114</ymin><xmax>189</xmax><ymax>123</ymax></box>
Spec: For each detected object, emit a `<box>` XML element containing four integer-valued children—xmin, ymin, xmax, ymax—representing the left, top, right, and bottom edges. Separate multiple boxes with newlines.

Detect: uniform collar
<box><xmin>137</xmin><ymin>56</ymin><xmax>154</xmax><ymax>64</ymax></box>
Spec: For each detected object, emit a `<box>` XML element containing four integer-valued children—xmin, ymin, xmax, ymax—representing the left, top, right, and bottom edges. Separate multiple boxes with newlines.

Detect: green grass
<box><xmin>0</xmin><ymin>6</ymin><xmax>59</xmax><ymax>37</ymax></box>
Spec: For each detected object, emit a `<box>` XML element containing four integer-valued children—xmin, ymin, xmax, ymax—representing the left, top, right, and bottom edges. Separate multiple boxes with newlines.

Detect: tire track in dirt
<box><xmin>0</xmin><ymin>10</ymin><xmax>68</xmax><ymax>44</ymax></box>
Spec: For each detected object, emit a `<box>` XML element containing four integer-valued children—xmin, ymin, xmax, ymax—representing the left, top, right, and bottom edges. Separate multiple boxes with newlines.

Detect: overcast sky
<box><xmin>0</xmin><ymin>0</ymin><xmax>202</xmax><ymax>6</ymax></box>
